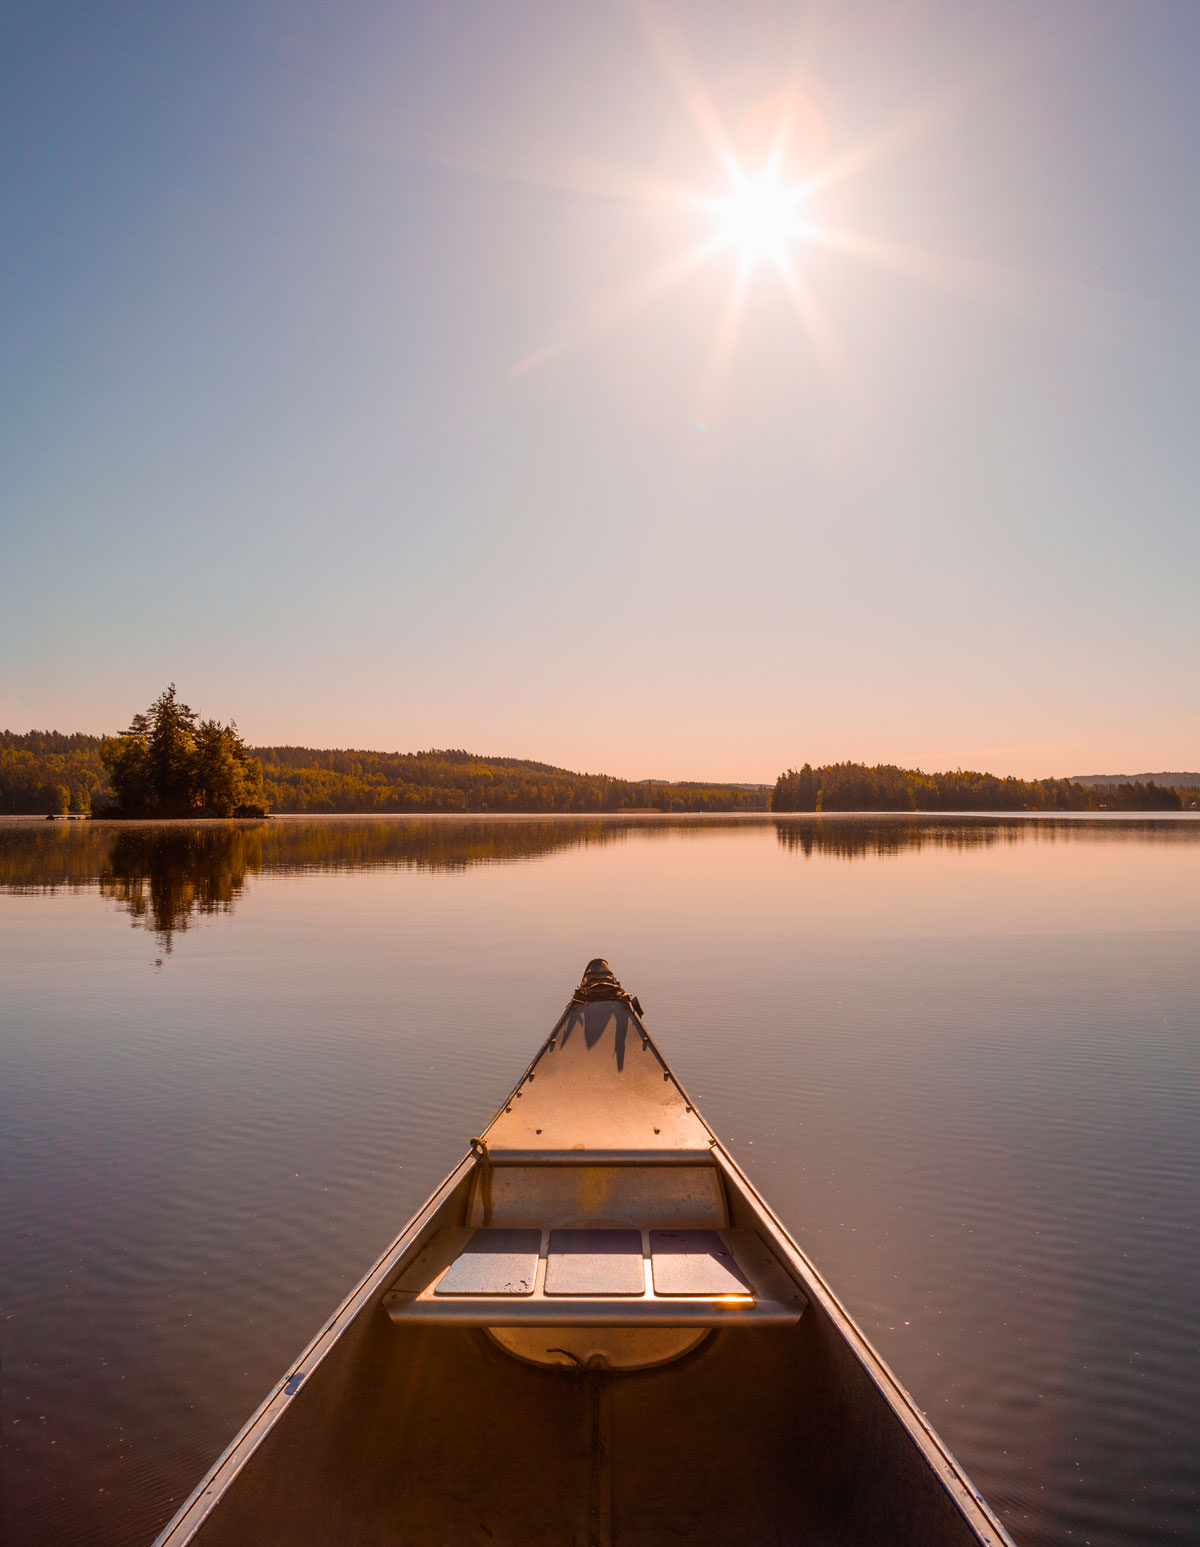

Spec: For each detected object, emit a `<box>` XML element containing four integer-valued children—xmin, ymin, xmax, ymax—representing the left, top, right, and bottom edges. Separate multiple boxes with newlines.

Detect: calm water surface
<box><xmin>2</xmin><ymin>814</ymin><xmax>1198</xmax><ymax>1546</ymax></box>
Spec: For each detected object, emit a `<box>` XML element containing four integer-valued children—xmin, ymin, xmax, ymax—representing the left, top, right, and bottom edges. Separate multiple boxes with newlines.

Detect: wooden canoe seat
<box><xmin>383</xmin><ymin>1225</ymin><xmax>806</xmax><ymax>1327</ymax></box>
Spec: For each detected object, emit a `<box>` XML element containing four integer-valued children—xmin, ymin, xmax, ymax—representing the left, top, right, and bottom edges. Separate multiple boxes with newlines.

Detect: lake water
<box><xmin>2</xmin><ymin>813</ymin><xmax>1198</xmax><ymax>1546</ymax></box>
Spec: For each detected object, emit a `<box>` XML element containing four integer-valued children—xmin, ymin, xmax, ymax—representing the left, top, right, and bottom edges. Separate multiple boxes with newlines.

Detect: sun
<box><xmin>503</xmin><ymin>30</ymin><xmax>940</xmax><ymax>384</ymax></box>
<box><xmin>706</xmin><ymin>168</ymin><xmax>809</xmax><ymax>270</ymax></box>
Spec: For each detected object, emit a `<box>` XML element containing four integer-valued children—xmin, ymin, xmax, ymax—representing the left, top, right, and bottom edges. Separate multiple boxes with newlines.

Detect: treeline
<box><xmin>772</xmin><ymin>762</ymin><xmax>1192</xmax><ymax>812</ymax></box>
<box><xmin>0</xmin><ymin>729</ymin><xmax>108</xmax><ymax>814</ymax></box>
<box><xmin>5</xmin><ymin>723</ymin><xmax>1195</xmax><ymax>817</ymax></box>
<box><xmin>0</xmin><ymin>726</ymin><xmax>768</xmax><ymax>815</ymax></box>
<box><xmin>255</xmin><ymin>745</ymin><xmax>768</xmax><ymax>814</ymax></box>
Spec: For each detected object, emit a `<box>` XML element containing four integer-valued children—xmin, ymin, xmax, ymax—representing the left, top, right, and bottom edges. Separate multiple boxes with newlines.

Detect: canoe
<box><xmin>155</xmin><ymin>960</ymin><xmax>1015</xmax><ymax>1547</ymax></box>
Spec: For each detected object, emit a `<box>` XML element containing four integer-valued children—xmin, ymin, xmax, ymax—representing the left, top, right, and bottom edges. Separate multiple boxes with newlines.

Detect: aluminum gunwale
<box><xmin>152</xmin><ymin>1153</ymin><xmax>476</xmax><ymax>1547</ymax></box>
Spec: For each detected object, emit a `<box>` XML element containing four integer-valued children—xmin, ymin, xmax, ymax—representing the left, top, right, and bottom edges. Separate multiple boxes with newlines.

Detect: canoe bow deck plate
<box><xmin>480</xmin><ymin>995</ymin><xmax>712</xmax><ymax>1158</ymax></box>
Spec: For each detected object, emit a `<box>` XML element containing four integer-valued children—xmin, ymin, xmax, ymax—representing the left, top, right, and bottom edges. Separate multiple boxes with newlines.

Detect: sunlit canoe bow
<box><xmin>155</xmin><ymin>959</ymin><xmax>1015</xmax><ymax>1547</ymax></box>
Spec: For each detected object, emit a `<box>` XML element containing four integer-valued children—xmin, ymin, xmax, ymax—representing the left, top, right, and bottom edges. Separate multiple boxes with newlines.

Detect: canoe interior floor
<box><xmin>186</xmin><ymin>1305</ymin><xmax>980</xmax><ymax>1547</ymax></box>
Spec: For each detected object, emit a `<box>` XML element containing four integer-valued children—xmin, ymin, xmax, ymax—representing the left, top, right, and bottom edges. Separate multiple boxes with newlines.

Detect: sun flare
<box><xmin>707</xmin><ymin>171</ymin><xmax>809</xmax><ymax>268</ymax></box>
<box><xmin>504</xmin><ymin>22</ymin><xmax>956</xmax><ymax>390</ymax></box>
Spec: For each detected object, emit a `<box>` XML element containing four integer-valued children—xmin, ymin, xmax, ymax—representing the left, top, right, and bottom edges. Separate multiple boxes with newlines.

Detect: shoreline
<box><xmin>5</xmin><ymin>809</ymin><xmax>1200</xmax><ymax>826</ymax></box>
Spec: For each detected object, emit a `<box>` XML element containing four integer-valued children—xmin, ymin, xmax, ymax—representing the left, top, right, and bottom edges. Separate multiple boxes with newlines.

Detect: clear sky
<box><xmin>3</xmin><ymin>0</ymin><xmax>1197</xmax><ymax>781</ymax></box>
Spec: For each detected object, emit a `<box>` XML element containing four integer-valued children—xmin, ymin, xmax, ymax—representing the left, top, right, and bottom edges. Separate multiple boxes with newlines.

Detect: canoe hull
<box><xmin>155</xmin><ymin>975</ymin><xmax>1014</xmax><ymax>1547</ymax></box>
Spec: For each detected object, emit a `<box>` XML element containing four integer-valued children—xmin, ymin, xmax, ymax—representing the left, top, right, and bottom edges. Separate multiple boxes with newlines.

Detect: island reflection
<box><xmin>1</xmin><ymin>813</ymin><xmax>1196</xmax><ymax>950</ymax></box>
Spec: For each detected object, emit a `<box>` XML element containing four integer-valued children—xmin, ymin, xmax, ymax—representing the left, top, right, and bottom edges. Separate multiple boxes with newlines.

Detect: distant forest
<box><xmin>771</xmin><ymin>762</ymin><xmax>1196</xmax><ymax>812</ymax></box>
<box><xmin>253</xmin><ymin>745</ymin><xmax>767</xmax><ymax>813</ymax></box>
<box><xmin>2</xmin><ymin>728</ymin><xmax>1196</xmax><ymax>816</ymax></box>
<box><xmin>0</xmin><ymin>729</ymin><xmax>767</xmax><ymax>815</ymax></box>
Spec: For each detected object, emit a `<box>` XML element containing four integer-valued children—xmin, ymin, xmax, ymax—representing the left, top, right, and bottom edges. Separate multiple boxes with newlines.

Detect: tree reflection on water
<box><xmin>772</xmin><ymin>815</ymin><xmax>1024</xmax><ymax>858</ymax></box>
<box><xmin>99</xmin><ymin>827</ymin><xmax>259</xmax><ymax>949</ymax></box>
<box><xmin>1</xmin><ymin>813</ymin><xmax>1196</xmax><ymax>951</ymax></box>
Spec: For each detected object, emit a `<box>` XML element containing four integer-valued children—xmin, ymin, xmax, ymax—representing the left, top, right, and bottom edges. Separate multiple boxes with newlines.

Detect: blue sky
<box><xmin>3</xmin><ymin>0</ymin><xmax>1198</xmax><ymax>780</ymax></box>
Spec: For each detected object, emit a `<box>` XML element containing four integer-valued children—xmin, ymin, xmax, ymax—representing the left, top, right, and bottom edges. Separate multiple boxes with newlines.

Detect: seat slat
<box><xmin>433</xmin><ymin>1229</ymin><xmax>541</xmax><ymax>1296</ymax></box>
<box><xmin>649</xmin><ymin>1229</ymin><xmax>753</xmax><ymax>1297</ymax></box>
<box><xmin>544</xmin><ymin>1229</ymin><xmax>644</xmax><ymax>1296</ymax></box>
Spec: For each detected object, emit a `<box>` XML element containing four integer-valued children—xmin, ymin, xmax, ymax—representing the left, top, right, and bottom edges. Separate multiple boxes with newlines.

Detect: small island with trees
<box><xmin>100</xmin><ymin>686</ymin><xmax>266</xmax><ymax>818</ymax></box>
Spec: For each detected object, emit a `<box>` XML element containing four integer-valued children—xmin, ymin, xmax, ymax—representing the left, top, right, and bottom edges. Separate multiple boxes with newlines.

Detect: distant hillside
<box><xmin>645</xmin><ymin>779</ymin><xmax>771</xmax><ymax>792</ymax></box>
<box><xmin>254</xmin><ymin>745</ymin><xmax>568</xmax><ymax>776</ymax></box>
<box><xmin>0</xmin><ymin>730</ymin><xmax>769</xmax><ymax>814</ymax></box>
<box><xmin>252</xmin><ymin>745</ymin><xmax>769</xmax><ymax>814</ymax></box>
<box><xmin>1071</xmin><ymin>771</ymin><xmax>1200</xmax><ymax>789</ymax></box>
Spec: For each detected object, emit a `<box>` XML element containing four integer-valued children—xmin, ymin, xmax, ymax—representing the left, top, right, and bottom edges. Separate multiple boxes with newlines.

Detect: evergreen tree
<box><xmin>101</xmin><ymin>712</ymin><xmax>153</xmax><ymax>813</ymax></box>
<box><xmin>771</xmin><ymin>764</ymin><xmax>818</xmax><ymax>811</ymax></box>
<box><xmin>100</xmin><ymin>688</ymin><xmax>265</xmax><ymax>816</ymax></box>
<box><xmin>146</xmin><ymin>685</ymin><xmax>198</xmax><ymax>814</ymax></box>
<box><xmin>195</xmin><ymin>720</ymin><xmax>265</xmax><ymax>816</ymax></box>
